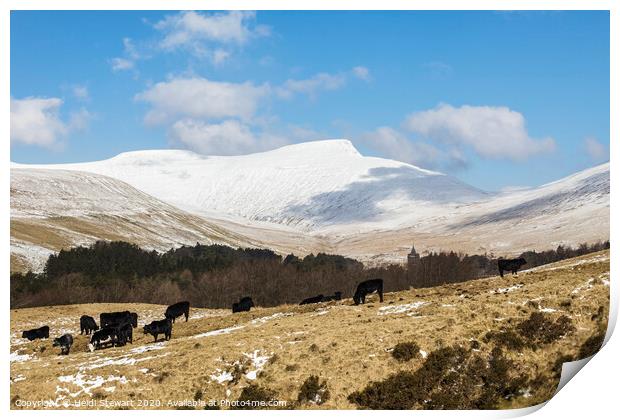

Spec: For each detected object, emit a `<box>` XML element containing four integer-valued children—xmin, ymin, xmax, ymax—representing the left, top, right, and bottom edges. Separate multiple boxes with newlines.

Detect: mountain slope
<box><xmin>10</xmin><ymin>168</ymin><xmax>331</xmax><ymax>272</ymax></box>
<box><xmin>334</xmin><ymin>162</ymin><xmax>609</xmax><ymax>261</ymax></box>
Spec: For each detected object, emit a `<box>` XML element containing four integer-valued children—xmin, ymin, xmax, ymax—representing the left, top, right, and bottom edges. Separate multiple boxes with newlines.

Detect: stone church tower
<box><xmin>407</xmin><ymin>243</ymin><xmax>420</xmax><ymax>267</ymax></box>
<box><xmin>407</xmin><ymin>244</ymin><xmax>421</xmax><ymax>286</ymax></box>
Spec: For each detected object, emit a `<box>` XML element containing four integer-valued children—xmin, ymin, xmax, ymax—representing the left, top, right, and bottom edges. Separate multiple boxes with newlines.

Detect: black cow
<box><xmin>143</xmin><ymin>319</ymin><xmax>172</xmax><ymax>342</ymax></box>
<box><xmin>498</xmin><ymin>258</ymin><xmax>527</xmax><ymax>278</ymax></box>
<box><xmin>353</xmin><ymin>279</ymin><xmax>384</xmax><ymax>305</ymax></box>
<box><xmin>114</xmin><ymin>322</ymin><xmax>133</xmax><ymax>345</ymax></box>
<box><xmin>300</xmin><ymin>294</ymin><xmax>324</xmax><ymax>305</ymax></box>
<box><xmin>165</xmin><ymin>301</ymin><xmax>190</xmax><ymax>323</ymax></box>
<box><xmin>53</xmin><ymin>334</ymin><xmax>74</xmax><ymax>355</ymax></box>
<box><xmin>80</xmin><ymin>315</ymin><xmax>99</xmax><ymax>335</ymax></box>
<box><xmin>89</xmin><ymin>327</ymin><xmax>120</xmax><ymax>351</ymax></box>
<box><xmin>100</xmin><ymin>311</ymin><xmax>137</xmax><ymax>328</ymax></box>
<box><xmin>321</xmin><ymin>291</ymin><xmax>342</xmax><ymax>302</ymax></box>
<box><xmin>22</xmin><ymin>326</ymin><xmax>49</xmax><ymax>341</ymax></box>
<box><xmin>232</xmin><ymin>297</ymin><xmax>255</xmax><ymax>313</ymax></box>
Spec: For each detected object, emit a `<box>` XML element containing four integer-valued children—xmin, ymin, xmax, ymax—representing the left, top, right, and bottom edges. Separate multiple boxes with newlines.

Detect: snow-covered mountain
<box><xmin>11</xmin><ymin>140</ymin><xmax>609</xmax><ymax>270</ymax></box>
<box><xmin>12</xmin><ymin>140</ymin><xmax>488</xmax><ymax>232</ymax></box>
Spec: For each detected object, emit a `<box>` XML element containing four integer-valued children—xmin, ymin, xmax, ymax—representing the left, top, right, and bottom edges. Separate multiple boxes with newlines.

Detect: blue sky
<box><xmin>10</xmin><ymin>10</ymin><xmax>609</xmax><ymax>191</ymax></box>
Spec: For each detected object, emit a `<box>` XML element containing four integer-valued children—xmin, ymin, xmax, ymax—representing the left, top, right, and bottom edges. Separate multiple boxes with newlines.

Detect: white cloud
<box><xmin>584</xmin><ymin>137</ymin><xmax>607</xmax><ymax>161</ymax></box>
<box><xmin>168</xmin><ymin>119</ymin><xmax>287</xmax><ymax>156</ymax></box>
<box><xmin>358</xmin><ymin>126</ymin><xmax>446</xmax><ymax>169</ymax></box>
<box><xmin>10</xmin><ymin>97</ymin><xmax>90</xmax><ymax>148</ymax></box>
<box><xmin>352</xmin><ymin>66</ymin><xmax>371</xmax><ymax>82</ymax></box>
<box><xmin>72</xmin><ymin>85</ymin><xmax>89</xmax><ymax>101</ymax></box>
<box><xmin>212</xmin><ymin>48</ymin><xmax>231</xmax><ymax>65</ymax></box>
<box><xmin>135</xmin><ymin>77</ymin><xmax>270</xmax><ymax>125</ymax></box>
<box><xmin>277</xmin><ymin>72</ymin><xmax>347</xmax><ymax>99</ymax></box>
<box><xmin>110</xmin><ymin>57</ymin><xmax>135</xmax><ymax>72</ymax></box>
<box><xmin>110</xmin><ymin>38</ymin><xmax>142</xmax><ymax>72</ymax></box>
<box><xmin>404</xmin><ymin>104</ymin><xmax>556</xmax><ymax>160</ymax></box>
<box><xmin>154</xmin><ymin>11</ymin><xmax>268</xmax><ymax>53</ymax></box>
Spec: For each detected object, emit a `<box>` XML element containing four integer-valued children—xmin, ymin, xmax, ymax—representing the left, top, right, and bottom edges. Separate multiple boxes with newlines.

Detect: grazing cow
<box><xmin>232</xmin><ymin>297</ymin><xmax>255</xmax><ymax>313</ymax></box>
<box><xmin>80</xmin><ymin>315</ymin><xmax>99</xmax><ymax>335</ymax></box>
<box><xmin>498</xmin><ymin>258</ymin><xmax>527</xmax><ymax>278</ymax></box>
<box><xmin>300</xmin><ymin>294</ymin><xmax>324</xmax><ymax>305</ymax></box>
<box><xmin>143</xmin><ymin>319</ymin><xmax>172</xmax><ymax>342</ymax></box>
<box><xmin>100</xmin><ymin>311</ymin><xmax>137</xmax><ymax>328</ymax></box>
<box><xmin>114</xmin><ymin>322</ymin><xmax>133</xmax><ymax>345</ymax></box>
<box><xmin>353</xmin><ymin>279</ymin><xmax>384</xmax><ymax>305</ymax></box>
<box><xmin>22</xmin><ymin>326</ymin><xmax>49</xmax><ymax>341</ymax></box>
<box><xmin>53</xmin><ymin>334</ymin><xmax>74</xmax><ymax>355</ymax></box>
<box><xmin>321</xmin><ymin>291</ymin><xmax>343</xmax><ymax>302</ymax></box>
<box><xmin>165</xmin><ymin>301</ymin><xmax>190</xmax><ymax>323</ymax></box>
<box><xmin>89</xmin><ymin>327</ymin><xmax>120</xmax><ymax>351</ymax></box>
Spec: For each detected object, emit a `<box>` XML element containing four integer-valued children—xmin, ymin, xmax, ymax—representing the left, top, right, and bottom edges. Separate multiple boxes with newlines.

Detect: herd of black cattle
<box><xmin>17</xmin><ymin>257</ymin><xmax>527</xmax><ymax>356</ymax></box>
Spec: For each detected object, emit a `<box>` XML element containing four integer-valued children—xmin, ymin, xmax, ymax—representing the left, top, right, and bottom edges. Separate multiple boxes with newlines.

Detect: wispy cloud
<box><xmin>352</xmin><ymin>66</ymin><xmax>371</xmax><ymax>82</ymax></box>
<box><xmin>153</xmin><ymin>11</ymin><xmax>270</xmax><ymax>62</ymax></box>
<box><xmin>277</xmin><ymin>66</ymin><xmax>370</xmax><ymax>100</ymax></box>
<box><xmin>583</xmin><ymin>136</ymin><xmax>608</xmax><ymax>162</ymax></box>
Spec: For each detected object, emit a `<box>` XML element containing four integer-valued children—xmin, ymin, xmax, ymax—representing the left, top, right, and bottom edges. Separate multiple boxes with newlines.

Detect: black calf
<box><xmin>143</xmin><ymin>319</ymin><xmax>172</xmax><ymax>342</ymax></box>
<box><xmin>53</xmin><ymin>334</ymin><xmax>74</xmax><ymax>355</ymax></box>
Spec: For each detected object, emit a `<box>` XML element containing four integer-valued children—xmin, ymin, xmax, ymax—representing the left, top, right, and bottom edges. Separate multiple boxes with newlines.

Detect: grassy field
<box><xmin>10</xmin><ymin>250</ymin><xmax>609</xmax><ymax>410</ymax></box>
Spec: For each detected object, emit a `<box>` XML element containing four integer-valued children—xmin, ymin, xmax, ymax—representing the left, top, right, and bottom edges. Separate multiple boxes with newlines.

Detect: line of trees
<box><xmin>408</xmin><ymin>241</ymin><xmax>609</xmax><ymax>288</ymax></box>
<box><xmin>10</xmin><ymin>240</ymin><xmax>609</xmax><ymax>309</ymax></box>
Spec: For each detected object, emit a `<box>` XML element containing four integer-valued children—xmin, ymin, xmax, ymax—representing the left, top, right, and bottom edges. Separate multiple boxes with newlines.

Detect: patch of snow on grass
<box><xmin>493</xmin><ymin>284</ymin><xmax>524</xmax><ymax>294</ymax></box>
<box><xmin>130</xmin><ymin>342</ymin><xmax>166</xmax><ymax>354</ymax></box>
<box><xmin>11</xmin><ymin>374</ymin><xmax>26</xmax><ymax>383</ymax></box>
<box><xmin>313</xmin><ymin>309</ymin><xmax>329</xmax><ymax>316</ymax></box>
<box><xmin>191</xmin><ymin>325</ymin><xmax>245</xmax><ymax>339</ymax></box>
<box><xmin>57</xmin><ymin>372</ymin><xmax>128</xmax><ymax>398</ymax></box>
<box><xmin>378</xmin><ymin>302</ymin><xmax>427</xmax><ymax>315</ymax></box>
<box><xmin>250</xmin><ymin>312</ymin><xmax>294</xmax><ymax>325</ymax></box>
<box><xmin>210</xmin><ymin>369</ymin><xmax>233</xmax><ymax>384</ymax></box>
<box><xmin>244</xmin><ymin>350</ymin><xmax>271</xmax><ymax>380</ymax></box>
<box><xmin>10</xmin><ymin>351</ymin><xmax>33</xmax><ymax>363</ymax></box>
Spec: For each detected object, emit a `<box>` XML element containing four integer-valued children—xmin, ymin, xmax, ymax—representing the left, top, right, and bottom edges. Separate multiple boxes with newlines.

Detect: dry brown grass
<box><xmin>10</xmin><ymin>250</ymin><xmax>609</xmax><ymax>410</ymax></box>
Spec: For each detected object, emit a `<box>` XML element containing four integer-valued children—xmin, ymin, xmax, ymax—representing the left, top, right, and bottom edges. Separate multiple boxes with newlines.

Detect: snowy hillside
<box><xmin>10</xmin><ymin>169</ymin><xmax>256</xmax><ymax>271</ymax></box>
<box><xmin>12</xmin><ymin>140</ymin><xmax>488</xmax><ymax>232</ymax></box>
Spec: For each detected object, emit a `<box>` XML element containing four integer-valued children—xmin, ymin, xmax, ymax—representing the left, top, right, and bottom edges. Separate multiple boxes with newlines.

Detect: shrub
<box><xmin>578</xmin><ymin>331</ymin><xmax>605</xmax><ymax>359</ymax></box>
<box><xmin>297</xmin><ymin>375</ymin><xmax>330</xmax><ymax>405</ymax></box>
<box><xmin>233</xmin><ymin>384</ymin><xmax>278</xmax><ymax>410</ymax></box>
<box><xmin>484</xmin><ymin>330</ymin><xmax>526</xmax><ymax>351</ymax></box>
<box><xmin>348</xmin><ymin>345</ymin><xmax>526</xmax><ymax>410</ymax></box>
<box><xmin>516</xmin><ymin>312</ymin><xmax>575</xmax><ymax>347</ymax></box>
<box><xmin>392</xmin><ymin>341</ymin><xmax>421</xmax><ymax>362</ymax></box>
